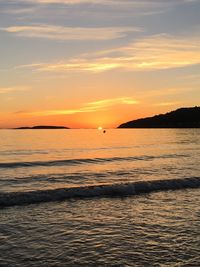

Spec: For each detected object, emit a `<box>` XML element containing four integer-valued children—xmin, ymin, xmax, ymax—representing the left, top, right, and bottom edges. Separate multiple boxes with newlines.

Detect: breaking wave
<box><xmin>0</xmin><ymin>177</ymin><xmax>199</xmax><ymax>208</ymax></box>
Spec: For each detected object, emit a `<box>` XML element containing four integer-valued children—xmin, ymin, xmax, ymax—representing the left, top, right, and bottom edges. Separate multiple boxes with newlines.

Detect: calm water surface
<box><xmin>0</xmin><ymin>129</ymin><xmax>199</xmax><ymax>266</ymax></box>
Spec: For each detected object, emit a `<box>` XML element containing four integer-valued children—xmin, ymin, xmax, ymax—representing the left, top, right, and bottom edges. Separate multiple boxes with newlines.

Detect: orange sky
<box><xmin>0</xmin><ymin>0</ymin><xmax>200</xmax><ymax>128</ymax></box>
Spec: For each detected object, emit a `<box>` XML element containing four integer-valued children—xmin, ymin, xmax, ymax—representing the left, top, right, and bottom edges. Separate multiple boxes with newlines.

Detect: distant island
<box><xmin>14</xmin><ymin>125</ymin><xmax>69</xmax><ymax>130</ymax></box>
<box><xmin>118</xmin><ymin>107</ymin><xmax>200</xmax><ymax>128</ymax></box>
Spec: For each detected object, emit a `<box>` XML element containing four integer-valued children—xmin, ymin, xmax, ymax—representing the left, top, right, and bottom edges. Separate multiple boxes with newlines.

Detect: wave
<box><xmin>0</xmin><ymin>177</ymin><xmax>199</xmax><ymax>208</ymax></box>
<box><xmin>0</xmin><ymin>154</ymin><xmax>187</xmax><ymax>169</ymax></box>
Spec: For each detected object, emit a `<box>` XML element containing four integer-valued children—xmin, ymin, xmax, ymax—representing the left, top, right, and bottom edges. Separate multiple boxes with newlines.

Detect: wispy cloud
<box><xmin>0</xmin><ymin>0</ymin><xmax>196</xmax><ymax>18</ymax></box>
<box><xmin>17</xmin><ymin>0</ymin><xmax>116</xmax><ymax>4</ymax></box>
<box><xmin>8</xmin><ymin>0</ymin><xmax>158</xmax><ymax>5</ymax></box>
<box><xmin>18</xmin><ymin>60</ymin><xmax>122</xmax><ymax>72</ymax></box>
<box><xmin>0</xmin><ymin>0</ymin><xmax>194</xmax><ymax>25</ymax></box>
<box><xmin>1</xmin><ymin>25</ymin><xmax>140</xmax><ymax>41</ymax></box>
<box><xmin>18</xmin><ymin>97</ymin><xmax>139</xmax><ymax>116</ymax></box>
<box><xmin>0</xmin><ymin>87</ymin><xmax>30</xmax><ymax>94</ymax></box>
<box><xmin>18</xmin><ymin>34</ymin><xmax>200</xmax><ymax>72</ymax></box>
<box><xmin>153</xmin><ymin>101</ymin><xmax>182</xmax><ymax>107</ymax></box>
<box><xmin>0</xmin><ymin>7</ymin><xmax>37</xmax><ymax>15</ymax></box>
<box><xmin>15</xmin><ymin>0</ymin><xmax>197</xmax><ymax>5</ymax></box>
<box><xmin>87</xmin><ymin>97</ymin><xmax>139</xmax><ymax>107</ymax></box>
<box><xmin>0</xmin><ymin>0</ymin><xmax>187</xmax><ymax>18</ymax></box>
<box><xmin>23</xmin><ymin>0</ymin><xmax>125</xmax><ymax>4</ymax></box>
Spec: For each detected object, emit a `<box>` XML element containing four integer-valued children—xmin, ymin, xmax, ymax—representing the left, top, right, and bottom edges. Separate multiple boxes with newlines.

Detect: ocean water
<box><xmin>0</xmin><ymin>129</ymin><xmax>199</xmax><ymax>266</ymax></box>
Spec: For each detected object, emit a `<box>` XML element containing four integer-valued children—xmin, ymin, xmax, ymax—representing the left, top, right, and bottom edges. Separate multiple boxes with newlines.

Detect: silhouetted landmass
<box><xmin>118</xmin><ymin>107</ymin><xmax>200</xmax><ymax>128</ymax></box>
<box><xmin>14</xmin><ymin>125</ymin><xmax>69</xmax><ymax>130</ymax></box>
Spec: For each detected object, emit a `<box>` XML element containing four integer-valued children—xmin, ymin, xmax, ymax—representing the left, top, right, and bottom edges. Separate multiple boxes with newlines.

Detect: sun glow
<box><xmin>98</xmin><ymin>126</ymin><xmax>103</xmax><ymax>130</ymax></box>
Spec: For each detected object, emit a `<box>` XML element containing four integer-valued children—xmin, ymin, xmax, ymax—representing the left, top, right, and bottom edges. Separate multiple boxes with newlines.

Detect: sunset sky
<box><xmin>0</xmin><ymin>0</ymin><xmax>200</xmax><ymax>128</ymax></box>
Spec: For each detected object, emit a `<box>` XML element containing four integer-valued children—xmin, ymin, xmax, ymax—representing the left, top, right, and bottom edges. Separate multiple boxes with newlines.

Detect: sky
<box><xmin>0</xmin><ymin>0</ymin><xmax>200</xmax><ymax>128</ymax></box>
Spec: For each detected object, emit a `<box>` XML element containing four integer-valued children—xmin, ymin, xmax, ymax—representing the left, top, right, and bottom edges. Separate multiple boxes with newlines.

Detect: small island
<box><xmin>14</xmin><ymin>125</ymin><xmax>69</xmax><ymax>130</ymax></box>
<box><xmin>118</xmin><ymin>107</ymin><xmax>200</xmax><ymax>128</ymax></box>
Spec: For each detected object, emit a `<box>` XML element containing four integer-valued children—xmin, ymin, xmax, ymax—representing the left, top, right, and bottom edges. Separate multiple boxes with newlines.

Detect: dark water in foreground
<box><xmin>0</xmin><ymin>129</ymin><xmax>199</xmax><ymax>266</ymax></box>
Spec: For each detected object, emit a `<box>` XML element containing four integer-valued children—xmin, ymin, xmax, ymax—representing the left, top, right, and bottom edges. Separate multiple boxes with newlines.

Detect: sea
<box><xmin>0</xmin><ymin>129</ymin><xmax>199</xmax><ymax>267</ymax></box>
